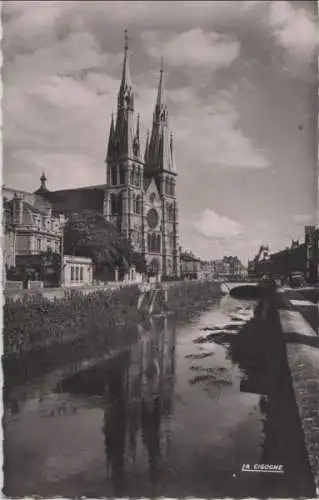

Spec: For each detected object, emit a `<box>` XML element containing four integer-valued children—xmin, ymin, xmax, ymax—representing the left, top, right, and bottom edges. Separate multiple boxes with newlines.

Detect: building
<box><xmin>3</xmin><ymin>198</ymin><xmax>16</xmax><ymax>272</ymax></box>
<box><xmin>207</xmin><ymin>256</ymin><xmax>246</xmax><ymax>280</ymax></box>
<box><xmin>254</xmin><ymin>226</ymin><xmax>318</xmax><ymax>284</ymax></box>
<box><xmin>61</xmin><ymin>255</ymin><xmax>93</xmax><ymax>287</ymax></box>
<box><xmin>198</xmin><ymin>261</ymin><xmax>215</xmax><ymax>281</ymax></box>
<box><xmin>3</xmin><ymin>187</ymin><xmax>65</xmax><ymax>258</ymax></box>
<box><xmin>180</xmin><ymin>251</ymin><xmax>201</xmax><ymax>280</ymax></box>
<box><xmin>35</xmin><ymin>32</ymin><xmax>180</xmax><ymax>280</ymax></box>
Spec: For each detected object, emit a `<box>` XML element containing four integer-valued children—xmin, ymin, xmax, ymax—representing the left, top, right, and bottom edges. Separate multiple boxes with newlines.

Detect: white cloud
<box><xmin>171</xmin><ymin>90</ymin><xmax>269</xmax><ymax>171</ymax></box>
<box><xmin>141</xmin><ymin>29</ymin><xmax>240</xmax><ymax>69</ymax></box>
<box><xmin>194</xmin><ymin>209</ymin><xmax>243</xmax><ymax>239</ymax></box>
<box><xmin>269</xmin><ymin>1</ymin><xmax>317</xmax><ymax>61</ymax></box>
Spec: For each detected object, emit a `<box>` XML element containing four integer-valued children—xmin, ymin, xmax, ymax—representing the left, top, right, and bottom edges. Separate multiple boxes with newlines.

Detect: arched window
<box><xmin>156</xmin><ymin>235</ymin><xmax>161</xmax><ymax>253</ymax></box>
<box><xmin>136</xmin><ymin>195</ymin><xmax>141</xmax><ymax>214</ymax></box>
<box><xmin>111</xmin><ymin>166</ymin><xmax>117</xmax><ymax>185</ymax></box>
<box><xmin>119</xmin><ymin>166</ymin><xmax>125</xmax><ymax>185</ymax></box>
<box><xmin>151</xmin><ymin>233</ymin><xmax>156</xmax><ymax>252</ymax></box>
<box><xmin>111</xmin><ymin>193</ymin><xmax>117</xmax><ymax>214</ymax></box>
<box><xmin>132</xmin><ymin>193</ymin><xmax>136</xmax><ymax>214</ymax></box>
<box><xmin>117</xmin><ymin>193</ymin><xmax>123</xmax><ymax>215</ymax></box>
<box><xmin>136</xmin><ymin>167</ymin><xmax>141</xmax><ymax>186</ymax></box>
<box><xmin>130</xmin><ymin>165</ymin><xmax>135</xmax><ymax>185</ymax></box>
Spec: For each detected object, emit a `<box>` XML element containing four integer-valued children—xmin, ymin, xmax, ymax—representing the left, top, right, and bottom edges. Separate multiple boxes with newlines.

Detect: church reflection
<box><xmin>57</xmin><ymin>315</ymin><xmax>176</xmax><ymax>496</ymax></box>
<box><xmin>103</xmin><ymin>315</ymin><xmax>176</xmax><ymax>495</ymax></box>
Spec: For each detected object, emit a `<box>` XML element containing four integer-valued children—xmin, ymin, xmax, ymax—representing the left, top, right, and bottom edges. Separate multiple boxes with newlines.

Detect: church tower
<box><xmin>104</xmin><ymin>31</ymin><xmax>145</xmax><ymax>255</ymax></box>
<box><xmin>104</xmin><ymin>34</ymin><xmax>180</xmax><ymax>278</ymax></box>
<box><xmin>144</xmin><ymin>60</ymin><xmax>180</xmax><ymax>277</ymax></box>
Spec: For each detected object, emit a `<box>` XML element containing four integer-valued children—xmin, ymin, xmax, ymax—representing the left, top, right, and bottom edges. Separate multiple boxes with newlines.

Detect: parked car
<box><xmin>289</xmin><ymin>272</ymin><xmax>305</xmax><ymax>288</ymax></box>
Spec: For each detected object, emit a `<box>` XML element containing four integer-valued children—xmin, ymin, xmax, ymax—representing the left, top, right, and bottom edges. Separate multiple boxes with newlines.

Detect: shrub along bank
<box><xmin>4</xmin><ymin>281</ymin><xmax>222</xmax><ymax>355</ymax></box>
<box><xmin>4</xmin><ymin>285</ymin><xmax>141</xmax><ymax>356</ymax></box>
<box><xmin>3</xmin><ymin>280</ymin><xmax>223</xmax><ymax>388</ymax></box>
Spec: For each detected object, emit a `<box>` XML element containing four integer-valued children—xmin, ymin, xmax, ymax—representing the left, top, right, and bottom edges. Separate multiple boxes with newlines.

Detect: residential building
<box><xmin>180</xmin><ymin>251</ymin><xmax>201</xmax><ymax>280</ymax></box>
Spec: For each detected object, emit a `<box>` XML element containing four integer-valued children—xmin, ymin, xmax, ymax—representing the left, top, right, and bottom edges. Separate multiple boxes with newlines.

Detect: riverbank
<box><xmin>3</xmin><ymin>281</ymin><xmax>222</xmax><ymax>387</ymax></box>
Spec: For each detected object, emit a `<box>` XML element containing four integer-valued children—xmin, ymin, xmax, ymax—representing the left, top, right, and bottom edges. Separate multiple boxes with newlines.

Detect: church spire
<box><xmin>146</xmin><ymin>60</ymin><xmax>173</xmax><ymax>173</ymax></box>
<box><xmin>117</xmin><ymin>30</ymin><xmax>134</xmax><ymax>112</ymax></box>
<box><xmin>114</xmin><ymin>30</ymin><xmax>135</xmax><ymax>158</ymax></box>
<box><xmin>106</xmin><ymin>112</ymin><xmax>116</xmax><ymax>159</ymax></box>
<box><xmin>120</xmin><ymin>29</ymin><xmax>131</xmax><ymax>92</ymax></box>
<box><xmin>156</xmin><ymin>57</ymin><xmax>165</xmax><ymax>109</ymax></box>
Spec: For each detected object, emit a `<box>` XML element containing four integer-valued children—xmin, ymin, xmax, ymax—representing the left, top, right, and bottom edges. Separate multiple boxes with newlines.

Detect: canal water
<box><xmin>3</xmin><ymin>294</ymin><xmax>314</xmax><ymax>498</ymax></box>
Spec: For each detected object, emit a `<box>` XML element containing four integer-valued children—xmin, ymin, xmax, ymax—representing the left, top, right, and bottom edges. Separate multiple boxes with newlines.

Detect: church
<box><xmin>35</xmin><ymin>32</ymin><xmax>180</xmax><ymax>279</ymax></box>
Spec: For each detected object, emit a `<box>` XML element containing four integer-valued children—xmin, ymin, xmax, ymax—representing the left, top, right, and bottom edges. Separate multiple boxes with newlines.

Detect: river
<box><xmin>3</xmin><ymin>293</ymin><xmax>314</xmax><ymax>498</ymax></box>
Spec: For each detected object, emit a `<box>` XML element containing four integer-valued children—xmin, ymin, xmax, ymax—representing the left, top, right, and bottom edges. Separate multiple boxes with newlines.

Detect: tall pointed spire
<box><xmin>114</xmin><ymin>30</ymin><xmax>135</xmax><ymax>158</ymax></box>
<box><xmin>146</xmin><ymin>60</ymin><xmax>172</xmax><ymax>173</ymax></box>
<box><xmin>117</xmin><ymin>29</ymin><xmax>133</xmax><ymax>113</ymax></box>
<box><xmin>106</xmin><ymin>112</ymin><xmax>116</xmax><ymax>159</ymax></box>
<box><xmin>121</xmin><ymin>29</ymin><xmax>131</xmax><ymax>91</ymax></box>
<box><xmin>156</xmin><ymin>57</ymin><xmax>165</xmax><ymax>109</ymax></box>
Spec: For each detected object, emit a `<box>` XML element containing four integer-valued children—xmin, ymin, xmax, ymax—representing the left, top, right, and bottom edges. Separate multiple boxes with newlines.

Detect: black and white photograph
<box><xmin>2</xmin><ymin>0</ymin><xmax>318</xmax><ymax>498</ymax></box>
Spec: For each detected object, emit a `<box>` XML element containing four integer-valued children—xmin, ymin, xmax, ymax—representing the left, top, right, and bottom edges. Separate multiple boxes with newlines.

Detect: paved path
<box><xmin>276</xmin><ymin>286</ymin><xmax>319</xmax><ymax>495</ymax></box>
<box><xmin>277</xmin><ymin>287</ymin><xmax>318</xmax><ymax>333</ymax></box>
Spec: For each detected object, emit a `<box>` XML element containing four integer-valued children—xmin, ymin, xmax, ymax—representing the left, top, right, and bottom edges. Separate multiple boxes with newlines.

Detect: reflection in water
<box><xmin>103</xmin><ymin>315</ymin><xmax>176</xmax><ymax>496</ymax></box>
<box><xmin>55</xmin><ymin>315</ymin><xmax>176</xmax><ymax>497</ymax></box>
<box><xmin>3</xmin><ymin>297</ymin><xmax>316</xmax><ymax>498</ymax></box>
<box><xmin>199</xmin><ymin>306</ymin><xmax>316</xmax><ymax>498</ymax></box>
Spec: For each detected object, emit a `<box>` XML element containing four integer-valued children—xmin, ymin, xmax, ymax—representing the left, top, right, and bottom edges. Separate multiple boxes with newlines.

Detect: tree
<box><xmin>63</xmin><ymin>210</ymin><xmax>146</xmax><ymax>278</ymax></box>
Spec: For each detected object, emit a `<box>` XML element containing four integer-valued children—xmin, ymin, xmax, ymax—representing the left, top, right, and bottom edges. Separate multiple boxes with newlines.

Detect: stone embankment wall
<box><xmin>276</xmin><ymin>292</ymin><xmax>319</xmax><ymax>496</ymax></box>
<box><xmin>255</xmin><ymin>290</ymin><xmax>318</xmax><ymax>496</ymax></box>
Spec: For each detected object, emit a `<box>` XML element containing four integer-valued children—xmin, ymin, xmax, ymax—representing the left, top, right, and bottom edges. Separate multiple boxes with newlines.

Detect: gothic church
<box><xmin>36</xmin><ymin>32</ymin><xmax>180</xmax><ymax>278</ymax></box>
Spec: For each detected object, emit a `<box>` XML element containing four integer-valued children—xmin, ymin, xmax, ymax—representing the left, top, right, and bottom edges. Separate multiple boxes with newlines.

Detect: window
<box><xmin>80</xmin><ymin>267</ymin><xmax>84</xmax><ymax>281</ymax></box>
<box><xmin>119</xmin><ymin>167</ymin><xmax>125</xmax><ymax>185</ymax></box>
<box><xmin>75</xmin><ymin>266</ymin><xmax>79</xmax><ymax>281</ymax></box>
<box><xmin>36</xmin><ymin>239</ymin><xmax>41</xmax><ymax>251</ymax></box>
<box><xmin>46</xmin><ymin>239</ymin><xmax>51</xmax><ymax>250</ymax></box>
<box><xmin>148</xmin><ymin>233</ymin><xmax>160</xmax><ymax>253</ymax></box>
<box><xmin>111</xmin><ymin>166</ymin><xmax>117</xmax><ymax>185</ymax></box>
<box><xmin>136</xmin><ymin>195</ymin><xmax>141</xmax><ymax>214</ymax></box>
<box><xmin>117</xmin><ymin>193</ymin><xmax>123</xmax><ymax>215</ymax></box>
<box><xmin>71</xmin><ymin>266</ymin><xmax>74</xmax><ymax>281</ymax></box>
<box><xmin>111</xmin><ymin>193</ymin><xmax>118</xmax><ymax>214</ymax></box>
<box><xmin>131</xmin><ymin>165</ymin><xmax>135</xmax><ymax>185</ymax></box>
<box><xmin>136</xmin><ymin>167</ymin><xmax>141</xmax><ymax>186</ymax></box>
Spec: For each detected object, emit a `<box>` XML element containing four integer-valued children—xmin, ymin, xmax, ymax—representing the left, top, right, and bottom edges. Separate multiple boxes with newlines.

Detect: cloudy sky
<box><xmin>3</xmin><ymin>0</ymin><xmax>318</xmax><ymax>263</ymax></box>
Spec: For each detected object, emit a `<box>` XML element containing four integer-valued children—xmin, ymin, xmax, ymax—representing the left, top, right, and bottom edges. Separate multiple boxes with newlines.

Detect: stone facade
<box><xmin>180</xmin><ymin>253</ymin><xmax>201</xmax><ymax>280</ymax></box>
<box><xmin>62</xmin><ymin>255</ymin><xmax>93</xmax><ymax>287</ymax></box>
<box><xmin>103</xmin><ymin>36</ymin><xmax>180</xmax><ymax>278</ymax></box>
<box><xmin>3</xmin><ymin>187</ymin><xmax>65</xmax><ymax>260</ymax></box>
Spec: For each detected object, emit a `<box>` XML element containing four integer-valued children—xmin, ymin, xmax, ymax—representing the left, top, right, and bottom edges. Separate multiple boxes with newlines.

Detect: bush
<box><xmin>4</xmin><ymin>285</ymin><xmax>140</xmax><ymax>356</ymax></box>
